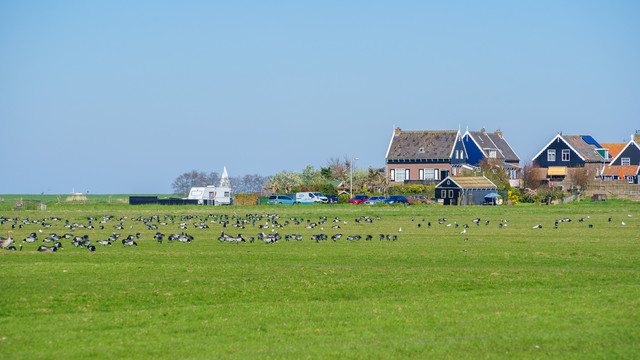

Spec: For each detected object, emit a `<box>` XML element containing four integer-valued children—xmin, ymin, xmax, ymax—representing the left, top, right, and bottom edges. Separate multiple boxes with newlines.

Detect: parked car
<box><xmin>384</xmin><ymin>195</ymin><xmax>408</xmax><ymax>204</ymax></box>
<box><xmin>313</xmin><ymin>192</ymin><xmax>329</xmax><ymax>203</ymax></box>
<box><xmin>407</xmin><ymin>195</ymin><xmax>429</xmax><ymax>204</ymax></box>
<box><xmin>295</xmin><ymin>192</ymin><xmax>324</xmax><ymax>204</ymax></box>
<box><xmin>325</xmin><ymin>195</ymin><xmax>339</xmax><ymax>204</ymax></box>
<box><xmin>364</xmin><ymin>196</ymin><xmax>387</xmax><ymax>205</ymax></box>
<box><xmin>267</xmin><ymin>195</ymin><xmax>295</xmax><ymax>205</ymax></box>
<box><xmin>348</xmin><ymin>195</ymin><xmax>369</xmax><ymax>204</ymax></box>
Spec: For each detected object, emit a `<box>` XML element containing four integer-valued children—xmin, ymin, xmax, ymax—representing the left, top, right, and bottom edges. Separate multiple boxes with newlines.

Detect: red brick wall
<box><xmin>387</xmin><ymin>163</ymin><xmax>453</xmax><ymax>185</ymax></box>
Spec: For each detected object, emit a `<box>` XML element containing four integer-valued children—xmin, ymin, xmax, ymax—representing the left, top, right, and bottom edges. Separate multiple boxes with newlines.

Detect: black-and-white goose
<box><xmin>37</xmin><ymin>245</ymin><xmax>57</xmax><ymax>252</ymax></box>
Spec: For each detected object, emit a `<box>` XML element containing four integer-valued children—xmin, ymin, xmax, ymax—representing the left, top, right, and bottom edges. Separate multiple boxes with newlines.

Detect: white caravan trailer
<box><xmin>187</xmin><ymin>166</ymin><xmax>233</xmax><ymax>205</ymax></box>
<box><xmin>188</xmin><ymin>186</ymin><xmax>232</xmax><ymax>205</ymax></box>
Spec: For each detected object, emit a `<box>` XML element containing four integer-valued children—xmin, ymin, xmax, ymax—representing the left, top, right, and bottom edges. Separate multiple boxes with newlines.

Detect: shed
<box><xmin>435</xmin><ymin>176</ymin><xmax>498</xmax><ymax>205</ymax></box>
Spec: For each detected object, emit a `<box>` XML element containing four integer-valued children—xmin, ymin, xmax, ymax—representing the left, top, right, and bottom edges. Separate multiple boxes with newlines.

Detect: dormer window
<box><xmin>489</xmin><ymin>150</ymin><xmax>497</xmax><ymax>158</ymax></box>
<box><xmin>418</xmin><ymin>147</ymin><xmax>425</xmax><ymax>153</ymax></box>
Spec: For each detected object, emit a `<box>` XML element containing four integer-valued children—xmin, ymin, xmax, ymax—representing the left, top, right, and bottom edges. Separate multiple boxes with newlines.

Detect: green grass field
<box><xmin>1</xmin><ymin>201</ymin><xmax>639</xmax><ymax>359</ymax></box>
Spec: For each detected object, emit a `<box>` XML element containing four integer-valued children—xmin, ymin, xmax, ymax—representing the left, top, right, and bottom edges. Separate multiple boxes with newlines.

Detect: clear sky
<box><xmin>1</xmin><ymin>1</ymin><xmax>639</xmax><ymax>194</ymax></box>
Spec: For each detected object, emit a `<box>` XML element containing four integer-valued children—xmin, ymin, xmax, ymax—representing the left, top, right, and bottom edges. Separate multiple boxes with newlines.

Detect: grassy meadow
<box><xmin>0</xmin><ymin>200</ymin><xmax>639</xmax><ymax>359</ymax></box>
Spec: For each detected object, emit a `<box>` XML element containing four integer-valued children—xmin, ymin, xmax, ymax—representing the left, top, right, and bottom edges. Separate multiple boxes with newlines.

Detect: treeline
<box><xmin>171</xmin><ymin>170</ymin><xmax>269</xmax><ymax>195</ymax></box>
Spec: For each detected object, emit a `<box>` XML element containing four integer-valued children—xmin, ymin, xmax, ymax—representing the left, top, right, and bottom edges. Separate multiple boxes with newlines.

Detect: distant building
<box><xmin>600</xmin><ymin>132</ymin><xmax>640</xmax><ymax>184</ymax></box>
<box><xmin>532</xmin><ymin>134</ymin><xmax>610</xmax><ymax>181</ymax></box>
<box><xmin>386</xmin><ymin>128</ymin><xmax>471</xmax><ymax>186</ymax></box>
<box><xmin>462</xmin><ymin>128</ymin><xmax>520</xmax><ymax>180</ymax></box>
<box><xmin>435</xmin><ymin>176</ymin><xmax>498</xmax><ymax>206</ymax></box>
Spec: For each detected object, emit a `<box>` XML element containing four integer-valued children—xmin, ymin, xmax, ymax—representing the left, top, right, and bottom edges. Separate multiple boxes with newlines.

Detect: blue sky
<box><xmin>1</xmin><ymin>1</ymin><xmax>638</xmax><ymax>194</ymax></box>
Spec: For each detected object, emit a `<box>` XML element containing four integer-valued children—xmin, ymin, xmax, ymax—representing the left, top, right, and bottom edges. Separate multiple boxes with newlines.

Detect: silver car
<box><xmin>364</xmin><ymin>196</ymin><xmax>387</xmax><ymax>205</ymax></box>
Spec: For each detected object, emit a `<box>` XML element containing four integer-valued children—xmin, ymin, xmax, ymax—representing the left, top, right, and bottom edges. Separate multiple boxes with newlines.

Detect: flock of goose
<box><xmin>0</xmin><ymin>211</ymin><xmax>633</xmax><ymax>253</ymax></box>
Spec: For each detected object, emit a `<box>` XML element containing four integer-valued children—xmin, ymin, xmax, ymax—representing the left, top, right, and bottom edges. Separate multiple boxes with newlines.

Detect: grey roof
<box><xmin>468</xmin><ymin>131</ymin><xmax>519</xmax><ymax>163</ymax></box>
<box><xmin>486</xmin><ymin>133</ymin><xmax>519</xmax><ymax>162</ymax></box>
<box><xmin>387</xmin><ymin>131</ymin><xmax>458</xmax><ymax>160</ymax></box>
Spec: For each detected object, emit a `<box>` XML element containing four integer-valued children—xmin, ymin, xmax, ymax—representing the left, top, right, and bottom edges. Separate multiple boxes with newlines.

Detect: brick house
<box><xmin>386</xmin><ymin>128</ymin><xmax>471</xmax><ymax>186</ymax></box>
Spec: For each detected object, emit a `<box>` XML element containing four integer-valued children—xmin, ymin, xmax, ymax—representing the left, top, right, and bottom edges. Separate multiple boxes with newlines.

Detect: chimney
<box><xmin>394</xmin><ymin>127</ymin><xmax>401</xmax><ymax>136</ymax></box>
<box><xmin>635</xmin><ymin>130</ymin><xmax>640</xmax><ymax>144</ymax></box>
<box><xmin>480</xmin><ymin>128</ymin><xmax>486</xmax><ymax>134</ymax></box>
<box><xmin>495</xmin><ymin>129</ymin><xmax>503</xmax><ymax>138</ymax></box>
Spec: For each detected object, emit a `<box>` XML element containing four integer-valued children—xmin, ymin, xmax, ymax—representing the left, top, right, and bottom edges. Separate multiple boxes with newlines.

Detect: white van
<box><xmin>295</xmin><ymin>192</ymin><xmax>324</xmax><ymax>204</ymax></box>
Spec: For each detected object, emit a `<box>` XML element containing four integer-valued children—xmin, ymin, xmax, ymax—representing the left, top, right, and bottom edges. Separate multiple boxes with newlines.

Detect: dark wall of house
<box><xmin>611</xmin><ymin>143</ymin><xmax>640</xmax><ymax>166</ymax></box>
<box><xmin>463</xmin><ymin>135</ymin><xmax>484</xmax><ymax>166</ymax></box>
<box><xmin>533</xmin><ymin>138</ymin><xmax>585</xmax><ymax>167</ymax></box>
<box><xmin>468</xmin><ymin>189</ymin><xmax>497</xmax><ymax>205</ymax></box>
<box><xmin>435</xmin><ymin>178</ymin><xmax>461</xmax><ymax>205</ymax></box>
<box><xmin>451</xmin><ymin>137</ymin><xmax>468</xmax><ymax>165</ymax></box>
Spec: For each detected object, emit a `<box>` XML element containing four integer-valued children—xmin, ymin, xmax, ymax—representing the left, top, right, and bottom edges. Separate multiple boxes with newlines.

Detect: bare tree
<box><xmin>327</xmin><ymin>156</ymin><xmax>352</xmax><ymax>182</ymax></box>
<box><xmin>243</xmin><ymin>174</ymin><xmax>270</xmax><ymax>194</ymax></box>
<box><xmin>171</xmin><ymin>170</ymin><xmax>209</xmax><ymax>195</ymax></box>
<box><xmin>206</xmin><ymin>172</ymin><xmax>220</xmax><ymax>186</ymax></box>
<box><xmin>571</xmin><ymin>166</ymin><xmax>593</xmax><ymax>190</ymax></box>
<box><xmin>521</xmin><ymin>161</ymin><xmax>543</xmax><ymax>190</ymax></box>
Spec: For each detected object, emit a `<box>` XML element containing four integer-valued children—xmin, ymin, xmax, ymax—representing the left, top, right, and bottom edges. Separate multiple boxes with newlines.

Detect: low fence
<box><xmin>584</xmin><ymin>180</ymin><xmax>640</xmax><ymax>201</ymax></box>
<box><xmin>129</xmin><ymin>196</ymin><xmax>200</xmax><ymax>206</ymax></box>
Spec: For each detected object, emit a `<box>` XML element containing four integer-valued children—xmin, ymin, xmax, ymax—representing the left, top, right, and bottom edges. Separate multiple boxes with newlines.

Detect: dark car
<box><xmin>325</xmin><ymin>195</ymin><xmax>339</xmax><ymax>204</ymax></box>
<box><xmin>348</xmin><ymin>195</ymin><xmax>369</xmax><ymax>205</ymax></box>
<box><xmin>384</xmin><ymin>195</ymin><xmax>408</xmax><ymax>204</ymax></box>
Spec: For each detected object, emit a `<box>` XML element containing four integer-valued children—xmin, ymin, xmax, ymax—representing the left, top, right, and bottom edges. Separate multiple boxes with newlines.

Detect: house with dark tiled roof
<box><xmin>532</xmin><ymin>134</ymin><xmax>610</xmax><ymax>180</ymax></box>
<box><xmin>386</xmin><ymin>128</ymin><xmax>470</xmax><ymax>185</ymax></box>
<box><xmin>462</xmin><ymin>128</ymin><xmax>520</xmax><ymax>180</ymax></box>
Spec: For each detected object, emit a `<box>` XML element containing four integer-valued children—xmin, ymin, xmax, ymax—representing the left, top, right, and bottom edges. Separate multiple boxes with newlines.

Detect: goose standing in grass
<box><xmin>0</xmin><ymin>231</ymin><xmax>14</xmax><ymax>249</ymax></box>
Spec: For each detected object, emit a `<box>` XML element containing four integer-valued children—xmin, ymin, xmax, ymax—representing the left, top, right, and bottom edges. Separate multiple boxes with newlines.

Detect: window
<box><xmin>441</xmin><ymin>190</ymin><xmax>447</xmax><ymax>198</ymax></box>
<box><xmin>622</xmin><ymin>157</ymin><xmax>631</xmax><ymax>166</ymax></box>
<box><xmin>562</xmin><ymin>149</ymin><xmax>570</xmax><ymax>162</ymax></box>
<box><xmin>448</xmin><ymin>190</ymin><xmax>454</xmax><ymax>198</ymax></box>
<box><xmin>405</xmin><ymin>169</ymin><xmax>410</xmax><ymax>181</ymax></box>
<box><xmin>489</xmin><ymin>150</ymin><xmax>497</xmax><ymax>158</ymax></box>
<box><xmin>390</xmin><ymin>169</ymin><xmax>395</xmax><ymax>181</ymax></box>
<box><xmin>547</xmin><ymin>149</ymin><xmax>556</xmax><ymax>162</ymax></box>
<box><xmin>424</xmin><ymin>168</ymin><xmax>435</xmax><ymax>180</ymax></box>
<box><xmin>395</xmin><ymin>169</ymin><xmax>405</xmax><ymax>182</ymax></box>
<box><xmin>419</xmin><ymin>169</ymin><xmax>424</xmax><ymax>180</ymax></box>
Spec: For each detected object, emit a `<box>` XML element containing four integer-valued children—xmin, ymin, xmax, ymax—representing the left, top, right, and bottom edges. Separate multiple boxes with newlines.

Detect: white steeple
<box><xmin>219</xmin><ymin>166</ymin><xmax>231</xmax><ymax>188</ymax></box>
